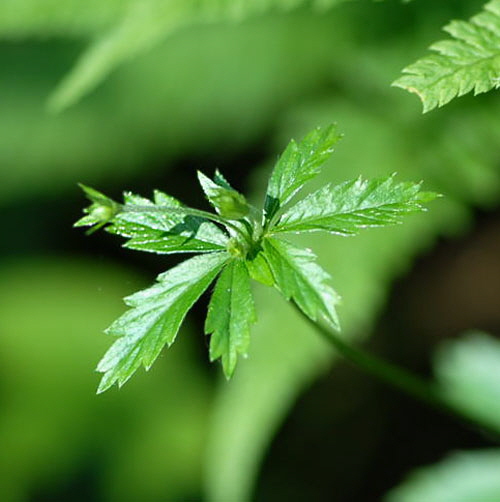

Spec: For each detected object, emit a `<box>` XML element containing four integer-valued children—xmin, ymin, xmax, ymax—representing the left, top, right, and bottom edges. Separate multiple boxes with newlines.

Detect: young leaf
<box><xmin>393</xmin><ymin>0</ymin><xmax>500</xmax><ymax>112</ymax></box>
<box><xmin>109</xmin><ymin>190</ymin><xmax>229</xmax><ymax>254</ymax></box>
<box><xmin>205</xmin><ymin>259</ymin><xmax>256</xmax><ymax>378</ymax></box>
<box><xmin>96</xmin><ymin>252</ymin><xmax>228</xmax><ymax>393</ymax></box>
<box><xmin>264</xmin><ymin>124</ymin><xmax>342</xmax><ymax>223</ymax></box>
<box><xmin>273</xmin><ymin>175</ymin><xmax>438</xmax><ymax>235</ymax></box>
<box><xmin>262</xmin><ymin>237</ymin><xmax>340</xmax><ymax>330</ymax></box>
<box><xmin>197</xmin><ymin>171</ymin><xmax>250</xmax><ymax>220</ymax></box>
<box><xmin>245</xmin><ymin>250</ymin><xmax>275</xmax><ymax>286</ymax></box>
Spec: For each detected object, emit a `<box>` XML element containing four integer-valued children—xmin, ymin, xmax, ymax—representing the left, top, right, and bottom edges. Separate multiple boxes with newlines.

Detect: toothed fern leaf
<box><xmin>393</xmin><ymin>0</ymin><xmax>500</xmax><ymax>112</ymax></box>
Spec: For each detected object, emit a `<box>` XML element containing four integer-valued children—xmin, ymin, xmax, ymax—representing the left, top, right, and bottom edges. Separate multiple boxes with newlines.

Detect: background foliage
<box><xmin>2</xmin><ymin>0</ymin><xmax>500</xmax><ymax>501</ymax></box>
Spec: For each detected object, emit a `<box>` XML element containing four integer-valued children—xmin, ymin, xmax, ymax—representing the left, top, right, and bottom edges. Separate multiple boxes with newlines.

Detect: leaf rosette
<box><xmin>76</xmin><ymin>124</ymin><xmax>439</xmax><ymax>392</ymax></box>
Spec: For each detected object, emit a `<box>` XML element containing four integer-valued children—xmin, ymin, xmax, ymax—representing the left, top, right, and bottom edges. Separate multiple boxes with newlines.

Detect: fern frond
<box><xmin>393</xmin><ymin>0</ymin><xmax>500</xmax><ymax>112</ymax></box>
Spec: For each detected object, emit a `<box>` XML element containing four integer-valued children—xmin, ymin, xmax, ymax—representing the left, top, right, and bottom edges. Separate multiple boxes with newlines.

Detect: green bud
<box><xmin>89</xmin><ymin>204</ymin><xmax>118</xmax><ymax>223</ymax></box>
<box><xmin>75</xmin><ymin>183</ymin><xmax>121</xmax><ymax>232</ymax></box>
<box><xmin>227</xmin><ymin>237</ymin><xmax>248</xmax><ymax>258</ymax></box>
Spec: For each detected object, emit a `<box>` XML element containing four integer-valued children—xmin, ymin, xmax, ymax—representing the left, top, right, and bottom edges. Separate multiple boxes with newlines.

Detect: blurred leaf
<box><xmin>48</xmin><ymin>1</ymin><xmax>195</xmax><ymax>111</ymax></box>
<box><xmin>0</xmin><ymin>0</ymin><xmax>348</xmax><ymax>42</ymax></box>
<box><xmin>434</xmin><ymin>331</ymin><xmax>500</xmax><ymax>434</ymax></box>
<box><xmin>37</xmin><ymin>0</ymin><xmax>349</xmax><ymax>111</ymax></box>
<box><xmin>393</xmin><ymin>0</ymin><xmax>500</xmax><ymax>112</ymax></box>
<box><xmin>0</xmin><ymin>12</ymin><xmax>347</xmax><ymax>202</ymax></box>
<box><xmin>0</xmin><ymin>258</ymin><xmax>211</xmax><ymax>501</ymax></box>
<box><xmin>385</xmin><ymin>449</ymin><xmax>500</xmax><ymax>502</ymax></box>
<box><xmin>0</xmin><ymin>0</ymin><xmax>124</xmax><ymax>37</ymax></box>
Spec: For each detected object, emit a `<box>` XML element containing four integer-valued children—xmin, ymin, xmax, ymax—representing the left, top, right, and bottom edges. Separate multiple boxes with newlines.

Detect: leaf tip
<box><xmin>96</xmin><ymin>376</ymin><xmax>113</xmax><ymax>395</ymax></box>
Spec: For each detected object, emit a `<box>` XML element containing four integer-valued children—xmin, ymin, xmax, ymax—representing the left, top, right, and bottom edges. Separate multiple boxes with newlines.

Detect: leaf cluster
<box><xmin>76</xmin><ymin>125</ymin><xmax>439</xmax><ymax>392</ymax></box>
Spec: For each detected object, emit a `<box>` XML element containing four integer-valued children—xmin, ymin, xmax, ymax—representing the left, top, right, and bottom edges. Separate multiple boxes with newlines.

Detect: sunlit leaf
<box><xmin>97</xmin><ymin>252</ymin><xmax>228</xmax><ymax>392</ymax></box>
<box><xmin>274</xmin><ymin>175</ymin><xmax>438</xmax><ymax>235</ymax></box>
<box><xmin>393</xmin><ymin>0</ymin><xmax>500</xmax><ymax>112</ymax></box>
<box><xmin>205</xmin><ymin>259</ymin><xmax>256</xmax><ymax>377</ymax></box>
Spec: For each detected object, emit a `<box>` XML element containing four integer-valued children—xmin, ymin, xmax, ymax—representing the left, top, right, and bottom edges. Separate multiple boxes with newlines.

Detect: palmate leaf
<box><xmin>273</xmin><ymin>175</ymin><xmax>437</xmax><ymax>235</ymax></box>
<box><xmin>109</xmin><ymin>190</ymin><xmax>228</xmax><ymax>254</ymax></box>
<box><xmin>264</xmin><ymin>124</ymin><xmax>342</xmax><ymax>223</ymax></box>
<box><xmin>262</xmin><ymin>237</ymin><xmax>341</xmax><ymax>330</ymax></box>
<box><xmin>205</xmin><ymin>259</ymin><xmax>256</xmax><ymax>378</ymax></box>
<box><xmin>97</xmin><ymin>252</ymin><xmax>228</xmax><ymax>393</ymax></box>
<box><xmin>393</xmin><ymin>0</ymin><xmax>500</xmax><ymax>112</ymax></box>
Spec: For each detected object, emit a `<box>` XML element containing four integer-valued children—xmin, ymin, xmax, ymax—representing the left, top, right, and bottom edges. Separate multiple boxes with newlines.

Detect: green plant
<box><xmin>76</xmin><ymin>124</ymin><xmax>438</xmax><ymax>393</ymax></box>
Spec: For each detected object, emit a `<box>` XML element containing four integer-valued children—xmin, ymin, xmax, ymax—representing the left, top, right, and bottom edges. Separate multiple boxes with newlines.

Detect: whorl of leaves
<box><xmin>76</xmin><ymin>124</ymin><xmax>439</xmax><ymax>392</ymax></box>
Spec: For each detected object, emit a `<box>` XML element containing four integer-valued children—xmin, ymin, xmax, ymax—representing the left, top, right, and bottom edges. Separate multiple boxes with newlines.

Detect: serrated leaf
<box><xmin>197</xmin><ymin>171</ymin><xmax>250</xmax><ymax>220</ymax></box>
<box><xmin>273</xmin><ymin>175</ymin><xmax>438</xmax><ymax>235</ymax></box>
<box><xmin>264</xmin><ymin>124</ymin><xmax>342</xmax><ymax>223</ymax></box>
<box><xmin>213</xmin><ymin>169</ymin><xmax>234</xmax><ymax>190</ymax></box>
<box><xmin>109</xmin><ymin>190</ymin><xmax>228</xmax><ymax>254</ymax></box>
<box><xmin>262</xmin><ymin>237</ymin><xmax>340</xmax><ymax>330</ymax></box>
<box><xmin>205</xmin><ymin>259</ymin><xmax>256</xmax><ymax>378</ymax></box>
<box><xmin>385</xmin><ymin>449</ymin><xmax>500</xmax><ymax>502</ymax></box>
<box><xmin>434</xmin><ymin>331</ymin><xmax>500</xmax><ymax>434</ymax></box>
<box><xmin>393</xmin><ymin>0</ymin><xmax>500</xmax><ymax>112</ymax></box>
<box><xmin>245</xmin><ymin>250</ymin><xmax>275</xmax><ymax>286</ymax></box>
<box><xmin>97</xmin><ymin>252</ymin><xmax>228</xmax><ymax>393</ymax></box>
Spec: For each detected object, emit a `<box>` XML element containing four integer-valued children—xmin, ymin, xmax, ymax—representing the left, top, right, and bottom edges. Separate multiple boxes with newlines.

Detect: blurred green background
<box><xmin>2</xmin><ymin>0</ymin><xmax>500</xmax><ymax>501</ymax></box>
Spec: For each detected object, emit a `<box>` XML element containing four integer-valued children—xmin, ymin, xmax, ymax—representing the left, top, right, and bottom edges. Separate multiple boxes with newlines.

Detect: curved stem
<box><xmin>292</xmin><ymin>303</ymin><xmax>500</xmax><ymax>442</ymax></box>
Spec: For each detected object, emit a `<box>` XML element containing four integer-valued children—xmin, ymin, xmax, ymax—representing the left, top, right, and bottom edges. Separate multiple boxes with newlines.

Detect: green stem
<box><xmin>292</xmin><ymin>303</ymin><xmax>500</xmax><ymax>442</ymax></box>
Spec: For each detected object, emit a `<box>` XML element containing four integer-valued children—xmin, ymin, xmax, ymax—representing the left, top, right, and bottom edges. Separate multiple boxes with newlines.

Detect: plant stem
<box><xmin>292</xmin><ymin>304</ymin><xmax>500</xmax><ymax>442</ymax></box>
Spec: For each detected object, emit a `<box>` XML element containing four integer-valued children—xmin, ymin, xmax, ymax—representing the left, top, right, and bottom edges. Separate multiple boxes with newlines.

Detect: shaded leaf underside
<box><xmin>109</xmin><ymin>190</ymin><xmax>228</xmax><ymax>254</ymax></box>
